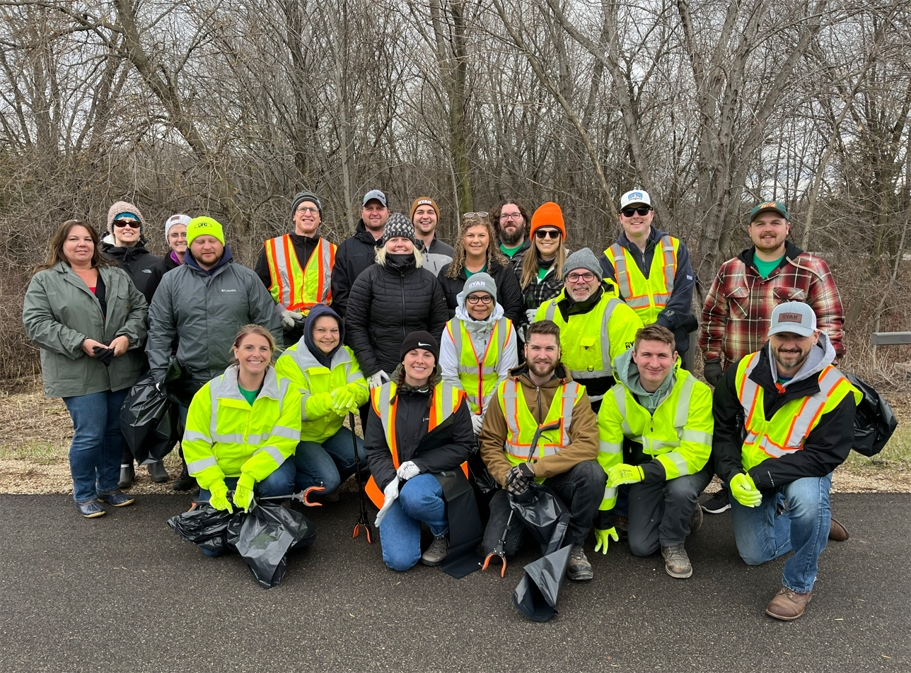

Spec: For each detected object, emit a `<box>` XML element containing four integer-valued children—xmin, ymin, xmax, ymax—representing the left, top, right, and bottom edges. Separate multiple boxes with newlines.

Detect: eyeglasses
<box><xmin>620</xmin><ymin>207</ymin><xmax>652</xmax><ymax>218</ymax></box>
<box><xmin>113</xmin><ymin>220</ymin><xmax>139</xmax><ymax>229</ymax></box>
<box><xmin>296</xmin><ymin>206</ymin><xmax>319</xmax><ymax>214</ymax></box>
<box><xmin>466</xmin><ymin>294</ymin><xmax>493</xmax><ymax>305</ymax></box>
<box><xmin>500</xmin><ymin>212</ymin><xmax>522</xmax><ymax>221</ymax></box>
<box><xmin>566</xmin><ymin>272</ymin><xmax>596</xmax><ymax>283</ymax></box>
<box><xmin>535</xmin><ymin>228</ymin><xmax>561</xmax><ymax>240</ymax></box>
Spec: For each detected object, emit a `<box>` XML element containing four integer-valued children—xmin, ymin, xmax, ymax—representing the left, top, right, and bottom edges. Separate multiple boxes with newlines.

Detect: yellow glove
<box><xmin>594</xmin><ymin>527</ymin><xmax>619</xmax><ymax>555</ymax></box>
<box><xmin>233</xmin><ymin>474</ymin><xmax>256</xmax><ymax>513</ymax></box>
<box><xmin>606</xmin><ymin>463</ymin><xmax>645</xmax><ymax>488</ymax></box>
<box><xmin>730</xmin><ymin>473</ymin><xmax>762</xmax><ymax>508</ymax></box>
<box><xmin>331</xmin><ymin>386</ymin><xmax>360</xmax><ymax>416</ymax></box>
<box><xmin>209</xmin><ymin>480</ymin><xmax>234</xmax><ymax>513</ymax></box>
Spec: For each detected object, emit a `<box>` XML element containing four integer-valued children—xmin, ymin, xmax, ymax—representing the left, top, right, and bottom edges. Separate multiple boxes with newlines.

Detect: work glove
<box><xmin>606</xmin><ymin>463</ymin><xmax>645</xmax><ymax>488</ymax></box>
<box><xmin>505</xmin><ymin>463</ymin><xmax>534</xmax><ymax>497</ymax></box>
<box><xmin>703</xmin><ymin>360</ymin><xmax>724</xmax><ymax>387</ymax></box>
<box><xmin>331</xmin><ymin>386</ymin><xmax>360</xmax><ymax>415</ymax></box>
<box><xmin>208</xmin><ymin>480</ymin><xmax>234</xmax><ymax>514</ymax></box>
<box><xmin>594</xmin><ymin>527</ymin><xmax>619</xmax><ymax>555</ymax></box>
<box><xmin>730</xmin><ymin>472</ymin><xmax>762</xmax><ymax>508</ymax></box>
<box><xmin>304</xmin><ymin>392</ymin><xmax>335</xmax><ymax>420</ymax></box>
<box><xmin>525</xmin><ymin>308</ymin><xmax>538</xmax><ymax>325</ymax></box>
<box><xmin>280</xmin><ymin>309</ymin><xmax>304</xmax><ymax>330</ymax></box>
<box><xmin>92</xmin><ymin>345</ymin><xmax>115</xmax><ymax>367</ymax></box>
<box><xmin>471</xmin><ymin>414</ymin><xmax>484</xmax><ymax>435</ymax></box>
<box><xmin>375</xmin><ymin>478</ymin><xmax>400</xmax><ymax>527</ymax></box>
<box><xmin>368</xmin><ymin>371</ymin><xmax>390</xmax><ymax>389</ymax></box>
<box><xmin>396</xmin><ymin>461</ymin><xmax>421</xmax><ymax>481</ymax></box>
<box><xmin>233</xmin><ymin>474</ymin><xmax>256</xmax><ymax>513</ymax></box>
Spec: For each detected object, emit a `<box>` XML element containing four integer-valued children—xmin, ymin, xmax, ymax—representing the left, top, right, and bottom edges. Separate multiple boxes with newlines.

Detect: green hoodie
<box><xmin>612</xmin><ymin>347</ymin><xmax>676</xmax><ymax>415</ymax></box>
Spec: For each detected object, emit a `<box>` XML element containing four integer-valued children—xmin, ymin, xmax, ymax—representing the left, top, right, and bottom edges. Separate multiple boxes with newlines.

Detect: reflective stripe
<box><xmin>272</xmin><ymin>425</ymin><xmax>301</xmax><ymax>442</ymax></box>
<box><xmin>253</xmin><ymin>445</ymin><xmax>287</xmax><ymax>466</ymax></box>
<box><xmin>500</xmin><ymin>379</ymin><xmax>580</xmax><ymax>460</ymax></box>
<box><xmin>604</xmin><ymin>236</ymin><xmax>677</xmax><ymax>322</ymax></box>
<box><xmin>664</xmin><ymin>451</ymin><xmax>689</xmax><ymax>476</ymax></box>
<box><xmin>183</xmin><ymin>430</ymin><xmax>211</xmax><ymax>443</ymax></box>
<box><xmin>187</xmin><ymin>456</ymin><xmax>218</xmax><ymax>473</ymax></box>
<box><xmin>449</xmin><ymin>317</ymin><xmax>511</xmax><ymax>413</ymax></box>
<box><xmin>599</xmin><ymin>440</ymin><xmax>623</xmax><ymax>456</ymax></box>
<box><xmin>212</xmin><ymin>432</ymin><xmax>246</xmax><ymax>444</ymax></box>
<box><xmin>602</xmin><ymin>485</ymin><xmax>617</xmax><ymax>501</ymax></box>
<box><xmin>681</xmin><ymin>429</ymin><xmax>713</xmax><ymax>445</ymax></box>
<box><xmin>674</xmin><ymin>376</ymin><xmax>695</xmax><ymax>429</ymax></box>
<box><xmin>265</xmin><ymin>235</ymin><xmax>336</xmax><ymax>311</ymax></box>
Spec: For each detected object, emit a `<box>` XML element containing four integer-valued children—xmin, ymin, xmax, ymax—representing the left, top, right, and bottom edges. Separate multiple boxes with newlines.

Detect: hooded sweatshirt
<box><xmin>302</xmin><ymin>304</ymin><xmax>345</xmax><ymax>368</ymax></box>
<box><xmin>611</xmin><ymin>347</ymin><xmax>676</xmax><ymax>415</ymax></box>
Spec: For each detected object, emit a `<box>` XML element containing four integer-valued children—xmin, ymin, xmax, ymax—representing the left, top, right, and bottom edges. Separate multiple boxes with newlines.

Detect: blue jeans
<box><xmin>293</xmin><ymin>427</ymin><xmax>365</xmax><ymax>494</ymax></box>
<box><xmin>379</xmin><ymin>474</ymin><xmax>448</xmax><ymax>572</ymax></box>
<box><xmin>730</xmin><ymin>473</ymin><xmax>832</xmax><ymax>594</ymax></box>
<box><xmin>63</xmin><ymin>388</ymin><xmax>130</xmax><ymax>503</ymax></box>
<box><xmin>196</xmin><ymin>460</ymin><xmax>296</xmax><ymax>502</ymax></box>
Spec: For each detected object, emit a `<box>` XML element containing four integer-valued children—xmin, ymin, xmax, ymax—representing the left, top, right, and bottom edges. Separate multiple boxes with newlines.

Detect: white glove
<box><xmin>396</xmin><ymin>461</ymin><xmax>421</xmax><ymax>481</ymax></box>
<box><xmin>375</xmin><ymin>478</ymin><xmax>400</xmax><ymax>526</ymax></box>
<box><xmin>471</xmin><ymin>414</ymin><xmax>484</xmax><ymax>434</ymax></box>
<box><xmin>525</xmin><ymin>308</ymin><xmax>538</xmax><ymax>325</ymax></box>
<box><xmin>281</xmin><ymin>309</ymin><xmax>304</xmax><ymax>330</ymax></box>
<box><xmin>368</xmin><ymin>370</ymin><xmax>390</xmax><ymax>389</ymax></box>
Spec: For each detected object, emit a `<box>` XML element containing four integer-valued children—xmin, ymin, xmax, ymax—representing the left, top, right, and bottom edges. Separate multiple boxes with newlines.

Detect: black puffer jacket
<box><xmin>437</xmin><ymin>257</ymin><xmax>524</xmax><ymax>326</ymax></box>
<box><xmin>345</xmin><ymin>253</ymin><xmax>449</xmax><ymax>377</ymax></box>
<box><xmin>101</xmin><ymin>240</ymin><xmax>161</xmax><ymax>303</ymax></box>
<box><xmin>330</xmin><ymin>219</ymin><xmax>382</xmax><ymax>318</ymax></box>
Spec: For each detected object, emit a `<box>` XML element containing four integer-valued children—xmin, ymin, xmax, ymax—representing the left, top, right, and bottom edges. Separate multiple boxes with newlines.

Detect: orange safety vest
<box><xmin>265</xmin><ymin>235</ymin><xmax>336</xmax><ymax>313</ymax></box>
<box><xmin>365</xmin><ymin>381</ymin><xmax>469</xmax><ymax>508</ymax></box>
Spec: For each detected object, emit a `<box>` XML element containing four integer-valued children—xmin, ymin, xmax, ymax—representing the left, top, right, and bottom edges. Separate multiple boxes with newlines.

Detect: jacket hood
<box><xmin>185</xmin><ymin>245</ymin><xmax>234</xmax><ymax>275</ymax></box>
<box><xmin>354</xmin><ymin>218</ymin><xmax>383</xmax><ymax>246</ymax></box>
<box><xmin>302</xmin><ymin>304</ymin><xmax>345</xmax><ymax>368</ymax></box>
<box><xmin>766</xmin><ymin>329</ymin><xmax>836</xmax><ymax>387</ymax></box>
<box><xmin>617</xmin><ymin>225</ymin><xmax>667</xmax><ymax>249</ymax></box>
<box><xmin>613</xmin><ymin>346</ymin><xmax>676</xmax><ymax>412</ymax></box>
<box><xmin>455</xmin><ymin>281</ymin><xmax>505</xmax><ymax>335</ymax></box>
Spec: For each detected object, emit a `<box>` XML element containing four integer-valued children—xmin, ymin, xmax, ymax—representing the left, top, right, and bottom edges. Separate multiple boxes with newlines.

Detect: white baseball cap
<box><xmin>768</xmin><ymin>302</ymin><xmax>817</xmax><ymax>337</ymax></box>
<box><xmin>619</xmin><ymin>190</ymin><xmax>652</xmax><ymax>211</ymax></box>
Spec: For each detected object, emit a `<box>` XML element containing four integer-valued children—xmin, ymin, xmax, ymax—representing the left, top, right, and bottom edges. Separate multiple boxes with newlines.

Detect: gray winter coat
<box><xmin>23</xmin><ymin>262</ymin><xmax>148</xmax><ymax>397</ymax></box>
<box><xmin>145</xmin><ymin>255</ymin><xmax>283</xmax><ymax>383</ymax></box>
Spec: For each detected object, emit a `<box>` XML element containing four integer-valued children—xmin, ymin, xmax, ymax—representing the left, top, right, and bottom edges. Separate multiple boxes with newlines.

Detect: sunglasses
<box><xmin>466</xmin><ymin>294</ymin><xmax>493</xmax><ymax>305</ymax></box>
<box><xmin>113</xmin><ymin>220</ymin><xmax>139</xmax><ymax>229</ymax></box>
<box><xmin>535</xmin><ymin>228</ymin><xmax>561</xmax><ymax>240</ymax></box>
<box><xmin>620</xmin><ymin>207</ymin><xmax>652</xmax><ymax>218</ymax></box>
<box><xmin>463</xmin><ymin>211</ymin><xmax>489</xmax><ymax>220</ymax></box>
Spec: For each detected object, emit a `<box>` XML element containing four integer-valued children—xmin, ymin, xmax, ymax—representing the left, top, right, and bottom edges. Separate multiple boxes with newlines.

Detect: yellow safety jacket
<box><xmin>735</xmin><ymin>352</ymin><xmax>861</xmax><ymax>471</ymax></box>
<box><xmin>597</xmin><ymin>369</ymin><xmax>713</xmax><ymax>513</ymax></box>
<box><xmin>183</xmin><ymin>365</ymin><xmax>301</xmax><ymax>490</ymax></box>
<box><xmin>603</xmin><ymin>235</ymin><xmax>679</xmax><ymax>324</ymax></box>
<box><xmin>495</xmin><ymin>377</ymin><xmax>583</xmax><ymax>480</ymax></box>
<box><xmin>265</xmin><ymin>235</ymin><xmax>336</xmax><ymax>313</ymax></box>
<box><xmin>274</xmin><ymin>342</ymin><xmax>369</xmax><ymax>444</ymax></box>
<box><xmin>445</xmin><ymin>316</ymin><xmax>513</xmax><ymax>415</ymax></box>
<box><xmin>535</xmin><ymin>289</ymin><xmax>643</xmax><ymax>394</ymax></box>
<box><xmin>365</xmin><ymin>381</ymin><xmax>467</xmax><ymax>508</ymax></box>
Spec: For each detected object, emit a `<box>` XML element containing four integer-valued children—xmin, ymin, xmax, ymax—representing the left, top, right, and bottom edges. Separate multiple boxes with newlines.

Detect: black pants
<box><xmin>481</xmin><ymin>460</ymin><xmax>606</xmax><ymax>555</ymax></box>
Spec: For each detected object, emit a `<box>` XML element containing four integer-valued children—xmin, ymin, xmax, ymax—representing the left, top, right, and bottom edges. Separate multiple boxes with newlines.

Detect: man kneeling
<box><xmin>479</xmin><ymin>320</ymin><xmax>603</xmax><ymax>581</ymax></box>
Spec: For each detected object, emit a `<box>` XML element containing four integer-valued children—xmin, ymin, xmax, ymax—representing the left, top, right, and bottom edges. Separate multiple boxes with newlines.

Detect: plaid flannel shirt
<box><xmin>699</xmin><ymin>242</ymin><xmax>845</xmax><ymax>367</ymax></box>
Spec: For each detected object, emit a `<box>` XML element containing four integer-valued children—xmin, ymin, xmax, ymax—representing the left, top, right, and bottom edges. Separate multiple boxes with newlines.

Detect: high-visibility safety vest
<box><xmin>735</xmin><ymin>352</ymin><xmax>860</xmax><ymax>471</ymax></box>
<box><xmin>273</xmin><ymin>342</ymin><xmax>369</xmax><ymax>444</ymax></box>
<box><xmin>495</xmin><ymin>377</ymin><xmax>583</xmax><ymax>477</ymax></box>
<box><xmin>265</xmin><ymin>235</ymin><xmax>336</xmax><ymax>313</ymax></box>
<box><xmin>365</xmin><ymin>381</ymin><xmax>468</xmax><ymax>508</ymax></box>
<box><xmin>535</xmin><ymin>290</ymin><xmax>642</xmax><ymax>395</ymax></box>
<box><xmin>446</xmin><ymin>316</ymin><xmax>513</xmax><ymax>415</ymax></box>
<box><xmin>603</xmin><ymin>235</ymin><xmax>679</xmax><ymax>324</ymax></box>
<box><xmin>183</xmin><ymin>365</ymin><xmax>302</xmax><ymax>491</ymax></box>
<box><xmin>596</xmin><ymin>368</ymin><xmax>713</xmax><ymax>513</ymax></box>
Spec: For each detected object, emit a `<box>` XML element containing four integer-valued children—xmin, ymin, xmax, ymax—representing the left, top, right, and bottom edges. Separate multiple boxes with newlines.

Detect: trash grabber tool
<box><xmin>350</xmin><ymin>412</ymin><xmax>374</xmax><ymax>543</ymax></box>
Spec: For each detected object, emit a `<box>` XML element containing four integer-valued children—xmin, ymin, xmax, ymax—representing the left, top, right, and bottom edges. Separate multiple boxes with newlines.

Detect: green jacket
<box><xmin>22</xmin><ymin>262</ymin><xmax>148</xmax><ymax>397</ymax></box>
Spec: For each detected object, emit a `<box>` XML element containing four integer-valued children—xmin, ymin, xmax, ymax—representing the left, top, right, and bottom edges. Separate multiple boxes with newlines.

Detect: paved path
<box><xmin>1</xmin><ymin>493</ymin><xmax>908</xmax><ymax>672</ymax></box>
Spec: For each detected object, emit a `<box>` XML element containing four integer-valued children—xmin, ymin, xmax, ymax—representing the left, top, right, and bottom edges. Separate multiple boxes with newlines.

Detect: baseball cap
<box><xmin>619</xmin><ymin>190</ymin><xmax>652</xmax><ymax>211</ymax></box>
<box><xmin>363</xmin><ymin>189</ymin><xmax>388</xmax><ymax>207</ymax></box>
<box><xmin>768</xmin><ymin>302</ymin><xmax>817</xmax><ymax>337</ymax></box>
<box><xmin>749</xmin><ymin>201</ymin><xmax>789</xmax><ymax>222</ymax></box>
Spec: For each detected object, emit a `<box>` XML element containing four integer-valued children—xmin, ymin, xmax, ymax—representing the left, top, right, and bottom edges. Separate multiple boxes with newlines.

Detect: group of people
<box><xmin>22</xmin><ymin>188</ymin><xmax>856</xmax><ymax>622</ymax></box>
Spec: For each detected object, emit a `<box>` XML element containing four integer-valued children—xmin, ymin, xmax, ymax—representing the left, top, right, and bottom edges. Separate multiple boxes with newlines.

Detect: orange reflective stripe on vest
<box><xmin>265</xmin><ymin>235</ymin><xmax>336</xmax><ymax>312</ymax></box>
<box><xmin>605</xmin><ymin>235</ymin><xmax>677</xmax><ymax>323</ymax></box>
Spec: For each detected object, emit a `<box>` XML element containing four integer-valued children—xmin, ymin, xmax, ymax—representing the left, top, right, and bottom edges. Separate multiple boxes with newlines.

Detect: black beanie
<box><xmin>399</xmin><ymin>331</ymin><xmax>439</xmax><ymax>363</ymax></box>
<box><xmin>291</xmin><ymin>190</ymin><xmax>322</xmax><ymax>218</ymax></box>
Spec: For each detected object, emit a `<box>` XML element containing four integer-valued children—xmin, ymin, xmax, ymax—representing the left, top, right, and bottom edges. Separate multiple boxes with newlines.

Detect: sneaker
<box><xmin>765</xmin><ymin>587</ymin><xmax>812</xmax><ymax>621</ymax></box>
<box><xmin>689</xmin><ymin>504</ymin><xmax>704</xmax><ymax>534</ymax></box>
<box><xmin>421</xmin><ymin>535</ymin><xmax>449</xmax><ymax>566</ymax></box>
<box><xmin>97</xmin><ymin>492</ymin><xmax>135</xmax><ymax>507</ymax></box>
<box><xmin>567</xmin><ymin>544</ymin><xmax>594</xmax><ymax>581</ymax></box>
<box><xmin>77</xmin><ymin>500</ymin><xmax>106</xmax><ymax>518</ymax></box>
<box><xmin>148</xmin><ymin>461</ymin><xmax>170</xmax><ymax>483</ymax></box>
<box><xmin>614</xmin><ymin>514</ymin><xmax>629</xmax><ymax>542</ymax></box>
<box><xmin>118</xmin><ymin>463</ymin><xmax>134</xmax><ymax>490</ymax></box>
<box><xmin>701</xmin><ymin>487</ymin><xmax>730</xmax><ymax>514</ymax></box>
<box><xmin>661</xmin><ymin>544</ymin><xmax>693</xmax><ymax>578</ymax></box>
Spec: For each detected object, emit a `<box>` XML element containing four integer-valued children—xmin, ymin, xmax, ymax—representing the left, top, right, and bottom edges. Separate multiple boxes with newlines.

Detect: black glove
<box><xmin>505</xmin><ymin>463</ymin><xmax>534</xmax><ymax>496</ymax></box>
<box><xmin>92</xmin><ymin>345</ymin><xmax>115</xmax><ymax>367</ymax></box>
<box><xmin>703</xmin><ymin>360</ymin><xmax>723</xmax><ymax>387</ymax></box>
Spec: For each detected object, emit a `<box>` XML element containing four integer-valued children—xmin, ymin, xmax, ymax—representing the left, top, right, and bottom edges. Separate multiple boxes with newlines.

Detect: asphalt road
<box><xmin>1</xmin><ymin>493</ymin><xmax>908</xmax><ymax>673</ymax></box>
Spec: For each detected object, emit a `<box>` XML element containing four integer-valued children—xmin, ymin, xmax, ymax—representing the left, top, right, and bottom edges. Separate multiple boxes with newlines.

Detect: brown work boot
<box><xmin>661</xmin><ymin>544</ymin><xmax>693</xmax><ymax>579</ymax></box>
<box><xmin>765</xmin><ymin>587</ymin><xmax>812</xmax><ymax>621</ymax></box>
<box><xmin>828</xmin><ymin>517</ymin><xmax>849</xmax><ymax>542</ymax></box>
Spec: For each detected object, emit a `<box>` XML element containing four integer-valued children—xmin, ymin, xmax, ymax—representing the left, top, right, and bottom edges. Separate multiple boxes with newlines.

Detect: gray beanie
<box><xmin>562</xmin><ymin>247</ymin><xmax>602</xmax><ymax>280</ymax></box>
<box><xmin>460</xmin><ymin>272</ymin><xmax>497</xmax><ymax>306</ymax></box>
<box><xmin>381</xmin><ymin>213</ymin><xmax>416</xmax><ymax>245</ymax></box>
<box><xmin>291</xmin><ymin>190</ymin><xmax>322</xmax><ymax>218</ymax></box>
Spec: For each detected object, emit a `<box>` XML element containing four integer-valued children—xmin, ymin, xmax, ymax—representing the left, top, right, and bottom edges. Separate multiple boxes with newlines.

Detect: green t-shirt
<box><xmin>238</xmin><ymin>384</ymin><xmax>260</xmax><ymax>406</ymax></box>
<box><xmin>465</xmin><ymin>264</ymin><xmax>488</xmax><ymax>278</ymax></box>
<box><xmin>753</xmin><ymin>253</ymin><xmax>784</xmax><ymax>279</ymax></box>
<box><xmin>500</xmin><ymin>243</ymin><xmax>523</xmax><ymax>258</ymax></box>
<box><xmin>537</xmin><ymin>266</ymin><xmax>550</xmax><ymax>281</ymax></box>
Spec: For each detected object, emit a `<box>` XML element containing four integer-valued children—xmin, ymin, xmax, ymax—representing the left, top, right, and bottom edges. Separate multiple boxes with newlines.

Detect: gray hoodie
<box><xmin>612</xmin><ymin>347</ymin><xmax>677</xmax><ymax>415</ymax></box>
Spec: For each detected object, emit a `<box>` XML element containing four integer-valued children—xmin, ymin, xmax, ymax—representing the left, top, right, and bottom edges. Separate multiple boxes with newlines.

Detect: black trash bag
<box><xmin>121</xmin><ymin>374</ymin><xmax>179</xmax><ymax>465</ymax></box>
<box><xmin>225</xmin><ymin>503</ymin><xmax>316</xmax><ymax>589</ymax></box>
<box><xmin>168</xmin><ymin>504</ymin><xmax>234</xmax><ymax>556</ymax></box>
<box><xmin>509</xmin><ymin>483</ymin><xmax>571</xmax><ymax>555</ymax></box>
<box><xmin>512</xmin><ymin>544</ymin><xmax>573</xmax><ymax>622</ymax></box>
<box><xmin>845</xmin><ymin>373</ymin><xmax>899</xmax><ymax>457</ymax></box>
